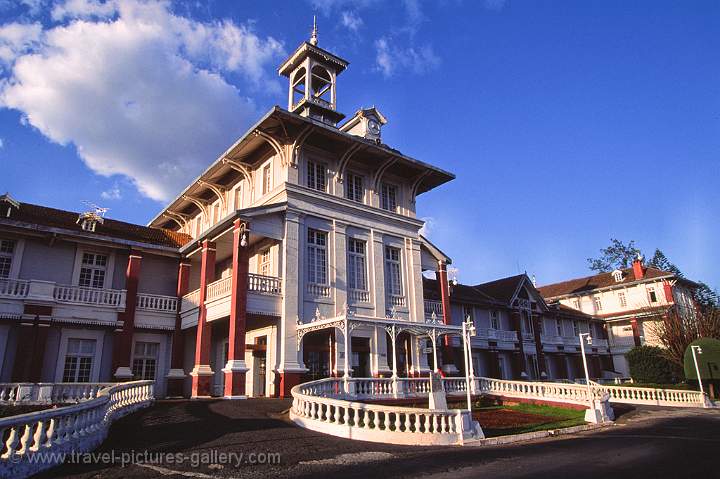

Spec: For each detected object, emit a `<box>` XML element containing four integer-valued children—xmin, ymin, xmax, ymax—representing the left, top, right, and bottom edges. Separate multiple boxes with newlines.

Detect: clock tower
<box><xmin>278</xmin><ymin>19</ymin><xmax>348</xmax><ymax>126</ymax></box>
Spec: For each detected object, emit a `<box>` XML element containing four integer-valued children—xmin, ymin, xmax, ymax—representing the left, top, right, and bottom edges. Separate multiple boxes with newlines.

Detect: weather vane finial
<box><xmin>310</xmin><ymin>15</ymin><xmax>318</xmax><ymax>46</ymax></box>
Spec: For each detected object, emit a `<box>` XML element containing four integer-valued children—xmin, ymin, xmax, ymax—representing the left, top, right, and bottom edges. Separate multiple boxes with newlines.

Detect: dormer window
<box><xmin>0</xmin><ymin>193</ymin><xmax>20</xmax><ymax>218</ymax></box>
<box><xmin>77</xmin><ymin>212</ymin><xmax>103</xmax><ymax>232</ymax></box>
<box><xmin>612</xmin><ymin>269</ymin><xmax>624</xmax><ymax>282</ymax></box>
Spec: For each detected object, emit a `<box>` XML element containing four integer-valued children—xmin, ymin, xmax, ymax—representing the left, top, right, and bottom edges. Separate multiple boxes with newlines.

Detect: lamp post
<box><xmin>691</xmin><ymin>345</ymin><xmax>705</xmax><ymax>396</ymax></box>
<box><xmin>462</xmin><ymin>319</ymin><xmax>477</xmax><ymax>411</ymax></box>
<box><xmin>579</xmin><ymin>332</ymin><xmax>593</xmax><ymax>406</ymax></box>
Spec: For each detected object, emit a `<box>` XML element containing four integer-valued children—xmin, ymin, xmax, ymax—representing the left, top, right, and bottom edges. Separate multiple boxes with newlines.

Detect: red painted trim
<box><xmin>632</xmin><ymin>259</ymin><xmax>644</xmax><ymax>280</ymax></box>
<box><xmin>224</xmin><ymin>220</ymin><xmax>249</xmax><ymax>397</ymax></box>
<box><xmin>112</xmin><ymin>252</ymin><xmax>142</xmax><ymax>373</ymax></box>
<box><xmin>191</xmin><ymin>241</ymin><xmax>215</xmax><ymax>397</ymax></box>
<box><xmin>279</xmin><ymin>372</ymin><xmax>302</xmax><ymax>398</ymax></box>
<box><xmin>168</xmin><ymin>261</ymin><xmax>191</xmax><ymax>397</ymax></box>
<box><xmin>436</xmin><ymin>263</ymin><xmax>453</xmax><ymax>354</ymax></box>
<box><xmin>630</xmin><ymin>317</ymin><xmax>642</xmax><ymax>347</ymax></box>
<box><xmin>663</xmin><ymin>281</ymin><xmax>674</xmax><ymax>304</ymax></box>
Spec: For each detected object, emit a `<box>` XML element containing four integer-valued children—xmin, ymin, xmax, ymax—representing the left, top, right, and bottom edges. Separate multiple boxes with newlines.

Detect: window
<box><xmin>346</xmin><ymin>173</ymin><xmax>364</xmax><ymax>203</ymax></box>
<box><xmin>572</xmin><ymin>320</ymin><xmax>580</xmax><ymax>336</ymax></box>
<box><xmin>522</xmin><ymin>311</ymin><xmax>533</xmax><ymax>334</ymax></box>
<box><xmin>572</xmin><ymin>299</ymin><xmax>581</xmax><ymax>310</ymax></box>
<box><xmin>618</xmin><ymin>291</ymin><xmax>627</xmax><ymax>307</ymax></box>
<box><xmin>594</xmin><ymin>296</ymin><xmax>603</xmax><ymax>311</ymax></box>
<box><xmin>463</xmin><ymin>304</ymin><xmax>474</xmax><ymax>323</ymax></box>
<box><xmin>0</xmin><ymin>239</ymin><xmax>14</xmax><ymax>278</ymax></box>
<box><xmin>384</xmin><ymin>246</ymin><xmax>403</xmax><ymax>297</ymax></box>
<box><xmin>307</xmin><ymin>160</ymin><xmax>327</xmax><ymax>191</ymax></box>
<box><xmin>62</xmin><ymin>339</ymin><xmax>95</xmax><ymax>382</ymax></box>
<box><xmin>307</xmin><ymin>229</ymin><xmax>328</xmax><ymax>285</ymax></box>
<box><xmin>78</xmin><ymin>252</ymin><xmax>107</xmax><ymax>288</ymax></box>
<box><xmin>262</xmin><ymin>164</ymin><xmax>272</xmax><ymax>195</ymax></box>
<box><xmin>612</xmin><ymin>270</ymin><xmax>624</xmax><ymax>282</ymax></box>
<box><xmin>381</xmin><ymin>183</ymin><xmax>397</xmax><ymax>211</ymax></box>
<box><xmin>555</xmin><ymin>319</ymin><xmax>563</xmax><ymax>336</ymax></box>
<box><xmin>490</xmin><ymin>310</ymin><xmax>500</xmax><ymax>330</ymax></box>
<box><xmin>213</xmin><ymin>203</ymin><xmax>220</xmax><ymax>224</ymax></box>
<box><xmin>259</xmin><ymin>249</ymin><xmax>271</xmax><ymax>276</ymax></box>
<box><xmin>347</xmin><ymin>239</ymin><xmax>367</xmax><ymax>291</ymax></box>
<box><xmin>194</xmin><ymin>216</ymin><xmax>202</xmax><ymax>238</ymax></box>
<box><xmin>648</xmin><ymin>287</ymin><xmax>658</xmax><ymax>303</ymax></box>
<box><xmin>132</xmin><ymin>342</ymin><xmax>159</xmax><ymax>380</ymax></box>
<box><xmin>234</xmin><ymin>185</ymin><xmax>242</xmax><ymax>210</ymax></box>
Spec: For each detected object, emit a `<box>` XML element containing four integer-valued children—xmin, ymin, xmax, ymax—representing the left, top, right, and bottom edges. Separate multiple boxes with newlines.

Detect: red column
<box><xmin>167</xmin><ymin>261</ymin><xmax>191</xmax><ymax>397</ymax></box>
<box><xmin>12</xmin><ymin>306</ymin><xmax>51</xmax><ymax>382</ymax></box>
<box><xmin>113</xmin><ymin>253</ymin><xmax>142</xmax><ymax>380</ymax></box>
<box><xmin>630</xmin><ymin>317</ymin><xmax>642</xmax><ymax>347</ymax></box>
<box><xmin>223</xmin><ymin>220</ymin><xmax>250</xmax><ymax>398</ymax></box>
<box><xmin>191</xmin><ymin>240</ymin><xmax>216</xmax><ymax>398</ymax></box>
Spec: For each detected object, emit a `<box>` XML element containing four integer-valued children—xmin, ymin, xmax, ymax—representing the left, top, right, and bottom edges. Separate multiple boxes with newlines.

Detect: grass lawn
<box><xmin>472</xmin><ymin>403</ymin><xmax>587</xmax><ymax>437</ymax></box>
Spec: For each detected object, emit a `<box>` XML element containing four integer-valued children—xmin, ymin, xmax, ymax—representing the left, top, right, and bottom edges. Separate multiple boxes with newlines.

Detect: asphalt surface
<box><xmin>41</xmin><ymin>399</ymin><xmax>720</xmax><ymax>479</ymax></box>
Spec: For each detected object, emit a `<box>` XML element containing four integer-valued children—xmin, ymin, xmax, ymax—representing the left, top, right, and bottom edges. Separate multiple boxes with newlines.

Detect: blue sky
<box><xmin>0</xmin><ymin>0</ymin><xmax>718</xmax><ymax>291</ymax></box>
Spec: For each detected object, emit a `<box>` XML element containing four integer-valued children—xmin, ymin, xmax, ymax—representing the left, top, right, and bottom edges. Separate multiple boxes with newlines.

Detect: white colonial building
<box><xmin>537</xmin><ymin>257</ymin><xmax>698</xmax><ymax>376</ymax></box>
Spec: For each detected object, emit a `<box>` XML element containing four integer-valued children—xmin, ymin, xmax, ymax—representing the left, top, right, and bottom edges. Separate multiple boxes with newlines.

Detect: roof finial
<box><xmin>310</xmin><ymin>15</ymin><xmax>318</xmax><ymax>46</ymax></box>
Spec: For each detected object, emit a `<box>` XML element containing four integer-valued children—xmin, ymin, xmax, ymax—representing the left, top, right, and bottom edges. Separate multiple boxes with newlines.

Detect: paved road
<box><xmin>42</xmin><ymin>399</ymin><xmax>720</xmax><ymax>479</ymax></box>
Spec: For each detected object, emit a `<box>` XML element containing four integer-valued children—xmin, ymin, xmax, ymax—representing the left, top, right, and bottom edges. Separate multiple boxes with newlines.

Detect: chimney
<box><xmin>632</xmin><ymin>255</ymin><xmax>644</xmax><ymax>280</ymax></box>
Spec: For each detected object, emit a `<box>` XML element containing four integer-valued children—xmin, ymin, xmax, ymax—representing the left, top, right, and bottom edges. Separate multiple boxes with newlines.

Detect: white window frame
<box><xmin>262</xmin><ymin>162</ymin><xmax>272</xmax><ymax>195</ymax></box>
<box><xmin>572</xmin><ymin>298</ymin><xmax>581</xmax><ymax>310</ymax></box>
<box><xmin>594</xmin><ymin>296</ymin><xmax>603</xmax><ymax>311</ymax></box>
<box><xmin>132</xmin><ymin>341</ymin><xmax>160</xmax><ymax>380</ymax></box>
<box><xmin>347</xmin><ymin>238</ymin><xmax>367</xmax><ymax>292</ymax></box>
<box><xmin>78</xmin><ymin>251</ymin><xmax>108</xmax><ymax>289</ymax></box>
<box><xmin>0</xmin><ymin>238</ymin><xmax>23</xmax><ymax>279</ymax></box>
<box><xmin>307</xmin><ymin>229</ymin><xmax>328</xmax><ymax>286</ymax></box>
<box><xmin>55</xmin><ymin>329</ymin><xmax>104</xmax><ymax>383</ymax></box>
<box><xmin>555</xmin><ymin>318</ymin><xmax>563</xmax><ymax>336</ymax></box>
<box><xmin>72</xmin><ymin>248</ymin><xmax>115</xmax><ymax>289</ymax></box>
<box><xmin>233</xmin><ymin>184</ymin><xmax>243</xmax><ymax>210</ymax></box>
<box><xmin>490</xmin><ymin>310</ymin><xmax>500</xmax><ymax>330</ymax></box>
<box><xmin>618</xmin><ymin>291</ymin><xmax>627</xmax><ymax>308</ymax></box>
<box><xmin>259</xmin><ymin>248</ymin><xmax>271</xmax><ymax>277</ymax></box>
<box><xmin>345</xmin><ymin>172</ymin><xmax>364</xmax><ymax>203</ymax></box>
<box><xmin>307</xmin><ymin>159</ymin><xmax>327</xmax><ymax>192</ymax></box>
<box><xmin>648</xmin><ymin>287</ymin><xmax>658</xmax><ymax>303</ymax></box>
<box><xmin>384</xmin><ymin>246</ymin><xmax>403</xmax><ymax>298</ymax></box>
<box><xmin>381</xmin><ymin>183</ymin><xmax>398</xmax><ymax>212</ymax></box>
<box><xmin>572</xmin><ymin>320</ymin><xmax>580</xmax><ymax>336</ymax></box>
<box><xmin>463</xmin><ymin>304</ymin><xmax>474</xmax><ymax>324</ymax></box>
<box><xmin>0</xmin><ymin>239</ymin><xmax>15</xmax><ymax>279</ymax></box>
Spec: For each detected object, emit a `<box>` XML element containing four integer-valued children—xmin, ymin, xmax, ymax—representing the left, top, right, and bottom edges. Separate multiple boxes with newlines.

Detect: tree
<box><xmin>587</xmin><ymin>238</ymin><xmax>643</xmax><ymax>272</ymax></box>
<box><xmin>647</xmin><ymin>249</ymin><xmax>683</xmax><ymax>277</ymax></box>
<box><xmin>648</xmin><ymin>306</ymin><xmax>720</xmax><ymax>368</ymax></box>
<box><xmin>625</xmin><ymin>345</ymin><xmax>679</xmax><ymax>383</ymax></box>
<box><xmin>695</xmin><ymin>282</ymin><xmax>720</xmax><ymax>309</ymax></box>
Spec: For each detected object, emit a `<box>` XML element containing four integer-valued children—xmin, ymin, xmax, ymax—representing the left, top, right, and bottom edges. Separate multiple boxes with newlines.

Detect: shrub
<box><xmin>626</xmin><ymin>345</ymin><xmax>678</xmax><ymax>384</ymax></box>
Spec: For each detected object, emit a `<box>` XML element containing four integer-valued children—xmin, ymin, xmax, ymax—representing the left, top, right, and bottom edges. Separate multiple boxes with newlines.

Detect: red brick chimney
<box><xmin>632</xmin><ymin>255</ymin><xmax>644</xmax><ymax>280</ymax></box>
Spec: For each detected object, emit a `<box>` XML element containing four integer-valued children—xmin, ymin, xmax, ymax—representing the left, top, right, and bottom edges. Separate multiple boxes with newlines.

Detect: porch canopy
<box><xmin>296</xmin><ymin>308</ymin><xmax>473</xmax><ymax>380</ymax></box>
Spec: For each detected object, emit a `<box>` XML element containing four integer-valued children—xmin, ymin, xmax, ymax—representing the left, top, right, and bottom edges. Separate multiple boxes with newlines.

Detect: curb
<box><xmin>464</xmin><ymin>423</ymin><xmax>609</xmax><ymax>447</ymax></box>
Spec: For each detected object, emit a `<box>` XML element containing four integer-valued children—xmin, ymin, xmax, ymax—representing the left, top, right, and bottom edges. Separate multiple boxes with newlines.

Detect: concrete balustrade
<box><xmin>0</xmin><ymin>381</ymin><xmax>154</xmax><ymax>478</ymax></box>
<box><xmin>291</xmin><ymin>378</ymin><xmax>480</xmax><ymax>446</ymax></box>
<box><xmin>593</xmin><ymin>383</ymin><xmax>710</xmax><ymax>408</ymax></box>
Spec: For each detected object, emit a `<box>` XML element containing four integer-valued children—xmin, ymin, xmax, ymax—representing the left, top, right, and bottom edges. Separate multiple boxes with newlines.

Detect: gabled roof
<box><xmin>0</xmin><ymin>201</ymin><xmax>191</xmax><ymax>249</ymax></box>
<box><xmin>537</xmin><ymin>267</ymin><xmax>680</xmax><ymax>299</ymax></box>
<box><xmin>474</xmin><ymin>274</ymin><xmax>528</xmax><ymax>305</ymax></box>
<box><xmin>423</xmin><ymin>277</ymin><xmax>500</xmax><ymax>306</ymax></box>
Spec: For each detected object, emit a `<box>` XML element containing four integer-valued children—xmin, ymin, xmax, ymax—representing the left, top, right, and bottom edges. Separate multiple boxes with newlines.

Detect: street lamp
<box><xmin>462</xmin><ymin>319</ymin><xmax>477</xmax><ymax>411</ymax></box>
<box><xmin>579</xmin><ymin>332</ymin><xmax>593</xmax><ymax>406</ymax></box>
<box><xmin>691</xmin><ymin>345</ymin><xmax>705</xmax><ymax>396</ymax></box>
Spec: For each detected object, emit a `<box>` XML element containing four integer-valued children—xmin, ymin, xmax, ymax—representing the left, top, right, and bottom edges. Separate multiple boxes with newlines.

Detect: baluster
<box><xmin>17</xmin><ymin>423</ymin><xmax>32</xmax><ymax>455</ymax></box>
<box><xmin>30</xmin><ymin>420</ymin><xmax>46</xmax><ymax>451</ymax></box>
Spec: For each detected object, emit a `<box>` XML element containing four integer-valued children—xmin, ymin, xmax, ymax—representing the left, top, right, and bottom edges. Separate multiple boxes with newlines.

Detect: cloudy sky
<box><xmin>0</xmin><ymin>0</ymin><xmax>718</xmax><ymax>291</ymax></box>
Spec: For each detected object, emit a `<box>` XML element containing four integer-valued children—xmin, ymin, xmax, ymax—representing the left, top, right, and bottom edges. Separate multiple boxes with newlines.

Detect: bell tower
<box><xmin>278</xmin><ymin>18</ymin><xmax>349</xmax><ymax>126</ymax></box>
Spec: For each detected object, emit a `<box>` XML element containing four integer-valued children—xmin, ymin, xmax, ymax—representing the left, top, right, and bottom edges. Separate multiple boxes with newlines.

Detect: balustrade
<box><xmin>0</xmin><ymin>278</ymin><xmax>29</xmax><ymax>298</ymax></box>
<box><xmin>0</xmin><ymin>381</ymin><xmax>154</xmax><ymax>478</ymax></box>
<box><xmin>248</xmin><ymin>273</ymin><xmax>282</xmax><ymax>295</ymax></box>
<box><xmin>307</xmin><ymin>283</ymin><xmax>330</xmax><ymax>298</ymax></box>
<box><xmin>136</xmin><ymin>293</ymin><xmax>178</xmax><ymax>313</ymax></box>
<box><xmin>348</xmin><ymin>289</ymin><xmax>370</xmax><ymax>303</ymax></box>
<box><xmin>53</xmin><ymin>285</ymin><xmax>125</xmax><ymax>308</ymax></box>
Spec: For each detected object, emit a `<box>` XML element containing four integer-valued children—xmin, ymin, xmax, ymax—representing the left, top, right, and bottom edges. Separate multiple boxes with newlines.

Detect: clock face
<box><xmin>367</xmin><ymin>119</ymin><xmax>380</xmax><ymax>134</ymax></box>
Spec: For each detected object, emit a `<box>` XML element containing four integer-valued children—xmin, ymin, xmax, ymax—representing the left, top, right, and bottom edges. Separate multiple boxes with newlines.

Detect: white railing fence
<box><xmin>53</xmin><ymin>285</ymin><xmax>126</xmax><ymax>308</ymax></box>
<box><xmin>0</xmin><ymin>381</ymin><xmax>154</xmax><ymax>479</ymax></box>
<box><xmin>206</xmin><ymin>277</ymin><xmax>232</xmax><ymax>302</ymax></box>
<box><xmin>291</xmin><ymin>378</ymin><xmax>479</xmax><ymax>446</ymax></box>
<box><xmin>0</xmin><ymin>383</ymin><xmax>116</xmax><ymax>405</ymax></box>
<box><xmin>0</xmin><ymin>278</ymin><xmax>29</xmax><ymax>298</ymax></box>
<box><xmin>136</xmin><ymin>293</ymin><xmax>178</xmax><ymax>313</ymax></box>
<box><xmin>248</xmin><ymin>273</ymin><xmax>282</xmax><ymax>295</ymax></box>
<box><xmin>181</xmin><ymin>289</ymin><xmax>201</xmax><ymax>312</ymax></box>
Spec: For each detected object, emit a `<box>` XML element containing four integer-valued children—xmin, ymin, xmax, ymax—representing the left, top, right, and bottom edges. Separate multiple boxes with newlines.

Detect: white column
<box><xmin>370</xmin><ymin>230</ymin><xmax>387</xmax><ymax>317</ymax></box>
<box><xmin>278</xmin><ymin>211</ymin><xmax>307</xmax><ymax>375</ymax></box>
<box><xmin>333</xmin><ymin>221</ymin><xmax>347</xmax><ymax>315</ymax></box>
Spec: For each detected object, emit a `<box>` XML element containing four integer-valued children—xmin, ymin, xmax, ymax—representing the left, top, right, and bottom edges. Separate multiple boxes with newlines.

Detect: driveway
<box><xmin>41</xmin><ymin>399</ymin><xmax>720</xmax><ymax>479</ymax></box>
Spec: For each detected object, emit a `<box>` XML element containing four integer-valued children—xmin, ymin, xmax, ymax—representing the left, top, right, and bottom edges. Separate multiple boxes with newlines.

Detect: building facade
<box><xmin>424</xmin><ymin>274</ymin><xmax>612</xmax><ymax>382</ymax></box>
<box><xmin>537</xmin><ymin>257</ymin><xmax>698</xmax><ymax>376</ymax></box>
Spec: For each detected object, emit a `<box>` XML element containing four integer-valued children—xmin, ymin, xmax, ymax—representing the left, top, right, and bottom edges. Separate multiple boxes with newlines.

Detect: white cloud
<box><xmin>375</xmin><ymin>37</ymin><xmax>440</xmax><ymax>78</ymax></box>
<box><xmin>100</xmin><ymin>183</ymin><xmax>121</xmax><ymax>200</ymax></box>
<box><xmin>419</xmin><ymin>216</ymin><xmax>435</xmax><ymax>238</ymax></box>
<box><xmin>0</xmin><ymin>0</ymin><xmax>285</xmax><ymax>202</ymax></box>
<box><xmin>51</xmin><ymin>0</ymin><xmax>118</xmax><ymax>21</ymax></box>
<box><xmin>483</xmin><ymin>0</ymin><xmax>508</xmax><ymax>11</ymax></box>
<box><xmin>0</xmin><ymin>22</ymin><xmax>42</xmax><ymax>63</ymax></box>
<box><xmin>20</xmin><ymin>0</ymin><xmax>47</xmax><ymax>16</ymax></box>
<box><xmin>341</xmin><ymin>10</ymin><xmax>363</xmax><ymax>32</ymax></box>
<box><xmin>0</xmin><ymin>138</ymin><xmax>4</xmax><ymax>148</ymax></box>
